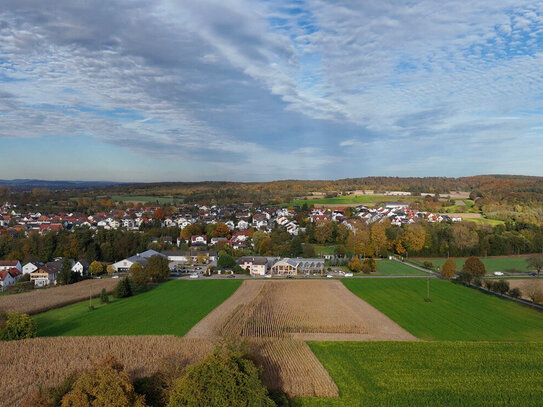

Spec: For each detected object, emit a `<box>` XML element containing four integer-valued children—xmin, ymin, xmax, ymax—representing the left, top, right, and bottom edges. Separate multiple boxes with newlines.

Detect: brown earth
<box><xmin>186</xmin><ymin>280</ymin><xmax>417</xmax><ymax>341</ymax></box>
<box><xmin>506</xmin><ymin>279</ymin><xmax>543</xmax><ymax>302</ymax></box>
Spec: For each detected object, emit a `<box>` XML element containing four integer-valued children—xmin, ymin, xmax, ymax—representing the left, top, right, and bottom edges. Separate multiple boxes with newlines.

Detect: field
<box><xmin>374</xmin><ymin>259</ymin><xmax>428</xmax><ymax>276</ymax></box>
<box><xmin>111</xmin><ymin>195</ymin><xmax>179</xmax><ymax>204</ymax></box>
<box><xmin>464</xmin><ymin>217</ymin><xmax>506</xmax><ymax>226</ymax></box>
<box><xmin>0</xmin><ymin>278</ymin><xmax>118</xmax><ymax>315</ymax></box>
<box><xmin>0</xmin><ymin>336</ymin><xmax>339</xmax><ymax>405</ymax></box>
<box><xmin>410</xmin><ymin>256</ymin><xmax>531</xmax><ymax>272</ymax></box>
<box><xmin>282</xmin><ymin>194</ymin><xmax>415</xmax><ymax>207</ymax></box>
<box><xmin>314</xmin><ymin>244</ymin><xmax>336</xmax><ymax>256</ymax></box>
<box><xmin>35</xmin><ymin>280</ymin><xmax>241</xmax><ymax>336</ymax></box>
<box><xmin>506</xmin><ymin>279</ymin><xmax>543</xmax><ymax>302</ymax></box>
<box><xmin>342</xmin><ymin>278</ymin><xmax>543</xmax><ymax>341</ymax></box>
<box><xmin>293</xmin><ymin>342</ymin><xmax>543</xmax><ymax>407</ymax></box>
<box><xmin>186</xmin><ymin>280</ymin><xmax>416</xmax><ymax>341</ymax></box>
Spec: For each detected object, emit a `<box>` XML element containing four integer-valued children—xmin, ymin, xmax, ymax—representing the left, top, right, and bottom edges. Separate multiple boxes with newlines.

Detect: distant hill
<box><xmin>0</xmin><ymin>179</ymin><xmax>123</xmax><ymax>190</ymax></box>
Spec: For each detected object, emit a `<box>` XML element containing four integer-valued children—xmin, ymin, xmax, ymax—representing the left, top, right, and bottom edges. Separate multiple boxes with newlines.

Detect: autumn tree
<box><xmin>527</xmin><ymin>255</ymin><xmax>543</xmax><ymax>277</ymax></box>
<box><xmin>348</xmin><ymin>256</ymin><xmax>362</xmax><ymax>272</ymax></box>
<box><xmin>370</xmin><ymin>222</ymin><xmax>388</xmax><ymax>257</ymax></box>
<box><xmin>180</xmin><ymin>224</ymin><xmax>203</xmax><ymax>242</ymax></box>
<box><xmin>61</xmin><ymin>358</ymin><xmax>146</xmax><ymax>407</ymax></box>
<box><xmin>315</xmin><ymin>221</ymin><xmax>335</xmax><ymax>244</ymax></box>
<box><xmin>462</xmin><ymin>256</ymin><xmax>486</xmax><ymax>277</ymax></box>
<box><xmin>402</xmin><ymin>223</ymin><xmax>426</xmax><ymax>253</ymax></box>
<box><xmin>129</xmin><ymin>262</ymin><xmax>149</xmax><ymax>287</ymax></box>
<box><xmin>452</xmin><ymin>223</ymin><xmax>479</xmax><ymax>251</ymax></box>
<box><xmin>522</xmin><ymin>281</ymin><xmax>543</xmax><ymax>304</ymax></box>
<box><xmin>212</xmin><ymin>223</ymin><xmax>230</xmax><ymax>238</ymax></box>
<box><xmin>361</xmin><ymin>258</ymin><xmax>377</xmax><ymax>274</ymax></box>
<box><xmin>145</xmin><ymin>255</ymin><xmax>170</xmax><ymax>282</ymax></box>
<box><xmin>89</xmin><ymin>260</ymin><xmax>104</xmax><ymax>276</ymax></box>
<box><xmin>152</xmin><ymin>208</ymin><xmax>165</xmax><ymax>221</ymax></box>
<box><xmin>441</xmin><ymin>258</ymin><xmax>457</xmax><ymax>278</ymax></box>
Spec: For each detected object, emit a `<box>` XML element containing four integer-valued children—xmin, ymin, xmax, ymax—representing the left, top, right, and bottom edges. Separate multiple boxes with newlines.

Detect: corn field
<box><xmin>0</xmin><ymin>279</ymin><xmax>118</xmax><ymax>315</ymax></box>
<box><xmin>0</xmin><ymin>335</ymin><xmax>337</xmax><ymax>404</ymax></box>
<box><xmin>219</xmin><ymin>280</ymin><xmax>368</xmax><ymax>338</ymax></box>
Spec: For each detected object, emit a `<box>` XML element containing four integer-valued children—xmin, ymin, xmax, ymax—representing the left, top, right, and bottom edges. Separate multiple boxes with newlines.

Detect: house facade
<box><xmin>238</xmin><ymin>256</ymin><xmax>268</xmax><ymax>276</ymax></box>
<box><xmin>0</xmin><ymin>260</ymin><xmax>22</xmax><ymax>273</ymax></box>
<box><xmin>31</xmin><ymin>262</ymin><xmax>62</xmax><ymax>287</ymax></box>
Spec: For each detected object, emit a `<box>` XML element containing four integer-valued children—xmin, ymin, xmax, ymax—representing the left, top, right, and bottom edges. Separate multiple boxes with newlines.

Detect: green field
<box><xmin>342</xmin><ymin>278</ymin><xmax>543</xmax><ymax>341</ymax></box>
<box><xmin>111</xmin><ymin>195</ymin><xmax>179</xmax><ymax>204</ymax></box>
<box><xmin>411</xmin><ymin>256</ymin><xmax>531</xmax><ymax>272</ymax></box>
<box><xmin>314</xmin><ymin>244</ymin><xmax>336</xmax><ymax>256</ymax></box>
<box><xmin>294</xmin><ymin>342</ymin><xmax>543</xmax><ymax>407</ymax></box>
<box><xmin>283</xmin><ymin>194</ymin><xmax>415</xmax><ymax>207</ymax></box>
<box><xmin>35</xmin><ymin>280</ymin><xmax>241</xmax><ymax>337</ymax></box>
<box><xmin>464</xmin><ymin>217</ymin><xmax>505</xmax><ymax>226</ymax></box>
<box><xmin>373</xmin><ymin>259</ymin><xmax>427</xmax><ymax>276</ymax></box>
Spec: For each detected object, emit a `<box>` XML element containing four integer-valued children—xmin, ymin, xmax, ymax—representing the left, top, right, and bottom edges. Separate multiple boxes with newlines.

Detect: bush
<box><xmin>217</xmin><ymin>254</ymin><xmax>237</xmax><ymax>270</ymax></box>
<box><xmin>232</xmin><ymin>265</ymin><xmax>248</xmax><ymax>275</ymax></box>
<box><xmin>509</xmin><ymin>287</ymin><xmax>522</xmax><ymax>299</ymax></box>
<box><xmin>100</xmin><ymin>288</ymin><xmax>109</xmax><ymax>304</ymax></box>
<box><xmin>23</xmin><ymin>373</ymin><xmax>78</xmax><ymax>407</ymax></box>
<box><xmin>456</xmin><ymin>270</ymin><xmax>473</xmax><ymax>285</ymax></box>
<box><xmin>114</xmin><ymin>277</ymin><xmax>134</xmax><ymax>299</ymax></box>
<box><xmin>0</xmin><ymin>313</ymin><xmax>37</xmax><ymax>341</ymax></box>
<box><xmin>423</xmin><ymin>261</ymin><xmax>434</xmax><ymax>269</ymax></box>
<box><xmin>492</xmin><ymin>280</ymin><xmax>510</xmax><ymax>295</ymax></box>
<box><xmin>168</xmin><ymin>350</ymin><xmax>274</xmax><ymax>407</ymax></box>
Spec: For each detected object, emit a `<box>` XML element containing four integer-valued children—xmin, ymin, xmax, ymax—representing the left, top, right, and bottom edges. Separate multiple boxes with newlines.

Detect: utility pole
<box><xmin>425</xmin><ymin>276</ymin><xmax>432</xmax><ymax>302</ymax></box>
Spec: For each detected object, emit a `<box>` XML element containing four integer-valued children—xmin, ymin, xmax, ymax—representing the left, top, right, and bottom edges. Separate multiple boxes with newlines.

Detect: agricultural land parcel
<box><xmin>293</xmin><ymin>342</ymin><xmax>543</xmax><ymax>407</ymax></box>
<box><xmin>342</xmin><ymin>278</ymin><xmax>543</xmax><ymax>341</ymax></box>
<box><xmin>282</xmin><ymin>194</ymin><xmax>417</xmax><ymax>207</ymax></box>
<box><xmin>35</xmin><ymin>280</ymin><xmax>241</xmax><ymax>336</ymax></box>
<box><xmin>410</xmin><ymin>256</ymin><xmax>531</xmax><ymax>272</ymax></box>
<box><xmin>0</xmin><ymin>279</ymin><xmax>118</xmax><ymax>315</ymax></box>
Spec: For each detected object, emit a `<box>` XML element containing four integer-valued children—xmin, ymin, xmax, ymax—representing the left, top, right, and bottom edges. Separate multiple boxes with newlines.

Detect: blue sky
<box><xmin>0</xmin><ymin>0</ymin><xmax>543</xmax><ymax>182</ymax></box>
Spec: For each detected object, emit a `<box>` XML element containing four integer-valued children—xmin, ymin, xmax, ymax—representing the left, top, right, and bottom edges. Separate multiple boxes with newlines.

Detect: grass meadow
<box><xmin>342</xmin><ymin>278</ymin><xmax>543</xmax><ymax>341</ymax></box>
<box><xmin>294</xmin><ymin>342</ymin><xmax>543</xmax><ymax>407</ymax></box>
<box><xmin>411</xmin><ymin>256</ymin><xmax>531</xmax><ymax>272</ymax></box>
<box><xmin>283</xmin><ymin>194</ymin><xmax>415</xmax><ymax>207</ymax></box>
<box><xmin>110</xmin><ymin>195</ymin><xmax>179</xmax><ymax>204</ymax></box>
<box><xmin>35</xmin><ymin>280</ymin><xmax>241</xmax><ymax>337</ymax></box>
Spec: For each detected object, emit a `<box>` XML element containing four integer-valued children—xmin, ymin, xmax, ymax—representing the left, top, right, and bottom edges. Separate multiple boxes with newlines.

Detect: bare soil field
<box><xmin>0</xmin><ymin>336</ymin><xmax>337</xmax><ymax>404</ymax></box>
<box><xmin>186</xmin><ymin>280</ymin><xmax>416</xmax><ymax>341</ymax></box>
<box><xmin>0</xmin><ymin>279</ymin><xmax>118</xmax><ymax>315</ymax></box>
<box><xmin>506</xmin><ymin>279</ymin><xmax>543</xmax><ymax>302</ymax></box>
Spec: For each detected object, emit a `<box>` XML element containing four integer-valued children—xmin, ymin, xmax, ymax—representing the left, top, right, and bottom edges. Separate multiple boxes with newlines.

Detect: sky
<box><xmin>1</xmin><ymin>0</ymin><xmax>543</xmax><ymax>182</ymax></box>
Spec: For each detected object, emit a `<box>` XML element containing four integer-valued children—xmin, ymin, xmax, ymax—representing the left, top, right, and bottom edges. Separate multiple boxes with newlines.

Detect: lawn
<box><xmin>464</xmin><ymin>217</ymin><xmax>505</xmax><ymax>226</ymax></box>
<box><xmin>293</xmin><ymin>342</ymin><xmax>543</xmax><ymax>407</ymax></box>
<box><xmin>411</xmin><ymin>256</ymin><xmax>531</xmax><ymax>272</ymax></box>
<box><xmin>35</xmin><ymin>280</ymin><xmax>241</xmax><ymax>337</ymax></box>
<box><xmin>373</xmin><ymin>259</ymin><xmax>427</xmax><ymax>276</ymax></box>
<box><xmin>314</xmin><ymin>244</ymin><xmax>336</xmax><ymax>256</ymax></box>
<box><xmin>342</xmin><ymin>278</ymin><xmax>543</xmax><ymax>341</ymax></box>
<box><xmin>282</xmin><ymin>194</ymin><xmax>416</xmax><ymax>207</ymax></box>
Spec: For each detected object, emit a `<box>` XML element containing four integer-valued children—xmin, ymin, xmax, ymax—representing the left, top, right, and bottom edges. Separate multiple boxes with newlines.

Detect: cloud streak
<box><xmin>0</xmin><ymin>0</ymin><xmax>542</xmax><ymax>181</ymax></box>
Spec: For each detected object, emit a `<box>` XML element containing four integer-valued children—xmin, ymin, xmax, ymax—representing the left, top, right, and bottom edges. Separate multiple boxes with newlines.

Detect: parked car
<box><xmin>344</xmin><ymin>273</ymin><xmax>353</xmax><ymax>277</ymax></box>
<box><xmin>529</xmin><ymin>272</ymin><xmax>537</xmax><ymax>277</ymax></box>
<box><xmin>227</xmin><ymin>274</ymin><xmax>236</xmax><ymax>278</ymax></box>
<box><xmin>189</xmin><ymin>273</ymin><xmax>199</xmax><ymax>279</ymax></box>
<box><xmin>112</xmin><ymin>275</ymin><xmax>119</xmax><ymax>279</ymax></box>
<box><xmin>493</xmin><ymin>271</ymin><xmax>504</xmax><ymax>276</ymax></box>
<box><xmin>326</xmin><ymin>274</ymin><xmax>334</xmax><ymax>278</ymax></box>
<box><xmin>264</xmin><ymin>274</ymin><xmax>272</xmax><ymax>278</ymax></box>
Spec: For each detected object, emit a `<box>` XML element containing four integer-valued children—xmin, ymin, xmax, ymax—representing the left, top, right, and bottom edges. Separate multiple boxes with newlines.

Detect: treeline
<box><xmin>0</xmin><ymin>228</ymin><xmax>178</xmax><ymax>263</ymax></box>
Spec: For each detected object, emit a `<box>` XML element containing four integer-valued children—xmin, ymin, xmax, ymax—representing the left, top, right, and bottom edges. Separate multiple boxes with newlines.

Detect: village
<box><xmin>0</xmin><ymin>200</ymin><xmax>461</xmax><ymax>289</ymax></box>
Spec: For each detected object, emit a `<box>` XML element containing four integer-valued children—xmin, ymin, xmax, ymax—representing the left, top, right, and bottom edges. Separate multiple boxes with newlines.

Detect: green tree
<box><xmin>89</xmin><ymin>260</ymin><xmax>104</xmax><ymax>276</ymax></box>
<box><xmin>168</xmin><ymin>351</ymin><xmax>274</xmax><ymax>407</ymax></box>
<box><xmin>61</xmin><ymin>358</ymin><xmax>147</xmax><ymax>407</ymax></box>
<box><xmin>315</xmin><ymin>221</ymin><xmax>335</xmax><ymax>244</ymax></box>
<box><xmin>145</xmin><ymin>255</ymin><xmax>170</xmax><ymax>282</ymax></box>
<box><xmin>100</xmin><ymin>288</ymin><xmax>109</xmax><ymax>304</ymax></box>
<box><xmin>217</xmin><ymin>253</ymin><xmax>236</xmax><ymax>269</ymax></box>
<box><xmin>462</xmin><ymin>256</ymin><xmax>486</xmax><ymax>277</ymax></box>
<box><xmin>527</xmin><ymin>255</ymin><xmax>543</xmax><ymax>277</ymax></box>
<box><xmin>130</xmin><ymin>262</ymin><xmax>149</xmax><ymax>287</ymax></box>
<box><xmin>58</xmin><ymin>258</ymin><xmax>77</xmax><ymax>285</ymax></box>
<box><xmin>113</xmin><ymin>277</ymin><xmax>133</xmax><ymax>298</ymax></box>
<box><xmin>303</xmin><ymin>243</ymin><xmax>316</xmax><ymax>258</ymax></box>
<box><xmin>0</xmin><ymin>313</ymin><xmax>37</xmax><ymax>340</ymax></box>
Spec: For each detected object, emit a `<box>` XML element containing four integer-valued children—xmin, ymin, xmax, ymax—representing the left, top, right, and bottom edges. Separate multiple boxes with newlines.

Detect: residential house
<box><xmin>238</xmin><ymin>256</ymin><xmax>268</xmax><ymax>276</ymax></box>
<box><xmin>0</xmin><ymin>260</ymin><xmax>22</xmax><ymax>273</ymax></box>
<box><xmin>22</xmin><ymin>261</ymin><xmax>40</xmax><ymax>275</ymax></box>
<box><xmin>190</xmin><ymin>235</ymin><xmax>207</xmax><ymax>246</ymax></box>
<box><xmin>31</xmin><ymin>262</ymin><xmax>62</xmax><ymax>287</ymax></box>
<box><xmin>0</xmin><ymin>268</ymin><xmax>21</xmax><ymax>288</ymax></box>
<box><xmin>72</xmin><ymin>259</ymin><xmax>90</xmax><ymax>275</ymax></box>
